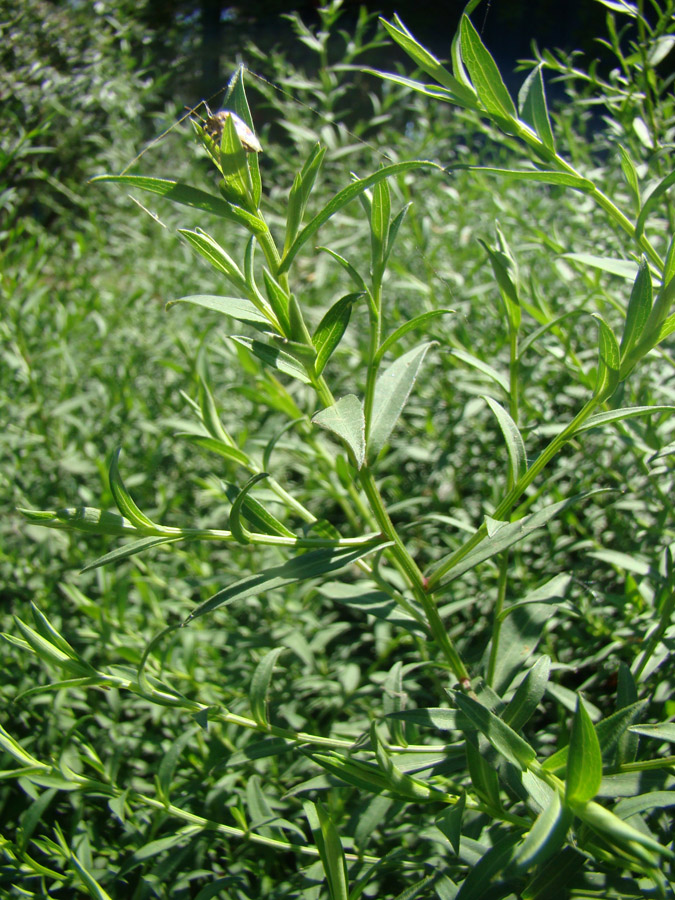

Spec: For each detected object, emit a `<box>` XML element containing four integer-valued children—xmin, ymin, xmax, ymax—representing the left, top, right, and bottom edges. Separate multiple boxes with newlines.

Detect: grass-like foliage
<box><xmin>3</xmin><ymin>0</ymin><xmax>675</xmax><ymax>897</ymax></box>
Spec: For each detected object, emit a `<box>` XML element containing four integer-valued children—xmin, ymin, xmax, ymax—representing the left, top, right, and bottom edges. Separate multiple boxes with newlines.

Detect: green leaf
<box><xmin>177</xmin><ymin>434</ymin><xmax>250</xmax><ymax>467</ymax></box>
<box><xmin>464</xmin><ymin>733</ymin><xmax>501</xmax><ymax>808</ymax></box>
<box><xmin>635</xmin><ymin>168</ymin><xmax>675</xmax><ymax>238</ymax></box>
<box><xmin>518</xmin><ymin>65</ymin><xmax>555</xmax><ymax>152</ymax></box>
<box><xmin>460</xmin><ymin>16</ymin><xmax>517</xmax><ymax>121</ymax></box>
<box><xmin>222</xmin><ymin>480</ymin><xmax>295</xmax><ymax>539</ymax></box>
<box><xmin>318</xmin><ymin>246</ymin><xmax>369</xmax><ymax>294</ymax></box>
<box><xmin>618</xmin><ymin>145</ymin><xmax>640</xmax><ymax>206</ymax></box>
<box><xmin>484</xmin><ymin>397</ymin><xmax>527</xmax><ymax>484</ymax></box>
<box><xmin>80</xmin><ymin>535</ymin><xmax>185</xmax><ymax>572</ymax></box>
<box><xmin>250</xmin><ymin>647</ymin><xmax>284</xmax><ymax>727</ymax></box>
<box><xmin>501</xmin><ymin>656</ymin><xmax>551</xmax><ymax>731</ymax></box>
<box><xmin>571</xmin><ymin>405</ymin><xmax>675</xmax><ymax>436</ymax></box>
<box><xmin>228</xmin><ymin>473</ymin><xmax>269</xmax><ymax>543</ymax></box>
<box><xmin>185</xmin><ymin>543</ymin><xmax>384</xmax><ymax>622</ymax></box>
<box><xmin>304</xmin><ymin>801</ymin><xmax>349</xmax><ymax>900</ymax></box>
<box><xmin>224</xmin><ymin>65</ymin><xmax>262</xmax><ymax>208</ymax></box>
<box><xmin>451</xmin><ymin>692</ymin><xmax>536</xmax><ymax>770</ymax></box>
<box><xmin>91</xmin><ymin>175</ymin><xmax>265</xmax><ymax>233</ymax></box>
<box><xmin>520</xmin><ymin>847</ymin><xmax>585</xmax><ymax>900</ymax></box>
<box><xmin>576</xmin><ymin>799</ymin><xmax>674</xmax><ymax>861</ymax></box>
<box><xmin>628</xmin><ymin>722</ymin><xmax>675</xmax><ymax>743</ymax></box>
<box><xmin>542</xmin><ymin>701</ymin><xmax>647</xmax><ymax>774</ymax></box>
<box><xmin>284</xmin><ymin>143</ymin><xmax>326</xmax><ymax>253</ymax></box>
<box><xmin>511</xmin><ymin>792</ymin><xmax>572</xmax><ymax>874</ymax></box>
<box><xmin>157</xmin><ymin>728</ymin><xmax>198</xmax><ymax>802</ymax></box>
<box><xmin>231</xmin><ymin>336</ymin><xmax>312</xmax><ymax>383</ymax></box>
<box><xmin>376</xmin><ymin>310</ymin><xmax>453</xmax><ymax>363</ymax></box>
<box><xmin>591</xmin><ymin>314</ymin><xmax>620</xmax><ymax>401</ymax></box>
<box><xmin>214</xmin><ymin>111</ymin><xmax>256</xmax><ymax>209</ymax></box>
<box><xmin>432</xmin><ymin>493</ymin><xmax>606</xmax><ymax>591</ymax></box>
<box><xmin>565</xmin><ymin>696</ymin><xmax>602</xmax><ymax>806</ymax></box>
<box><xmin>370</xmin><ymin>723</ymin><xmax>442</xmax><ymax>802</ymax></box>
<box><xmin>370</xmin><ymin>178</ymin><xmax>391</xmax><ymax>278</ymax></box>
<box><xmin>313</xmin><ymin>395</ymin><xmax>366</xmax><ymax>469</ymax></box>
<box><xmin>377</xmin><ymin>18</ymin><xmax>477</xmax><ymax>106</ymax></box>
<box><xmin>177</xmin><ymin>229</ymin><xmax>248</xmax><ymax>293</ymax></box>
<box><xmin>319</xmin><ymin>582</ymin><xmax>425</xmax><ymax>631</ymax></box>
<box><xmin>167</xmin><ymin>294</ymin><xmax>270</xmax><ymax>326</ymax></box>
<box><xmin>561</xmin><ymin>252</ymin><xmax>638</xmax><ymax>279</ymax></box>
<box><xmin>18</xmin><ymin>506</ymin><xmax>136</xmax><ymax>536</ymax></box>
<box><xmin>451</xmin><ymin>167</ymin><xmax>594</xmax><ymax>191</ymax></box>
<box><xmin>313</xmin><ymin>293</ymin><xmax>360</xmax><ymax>375</ymax></box>
<box><xmin>619</xmin><ymin>257</ymin><xmax>652</xmax><ymax>364</ymax></box>
<box><xmin>434</xmin><ymin>794</ymin><xmax>466</xmax><ymax>855</ymax></box>
<box><xmin>262</xmin><ymin>269</ymin><xmax>291</xmax><ymax>336</ymax></box>
<box><xmin>454</xmin><ymin>833</ymin><xmax>520</xmax><ymax>900</ymax></box>
<box><xmin>450</xmin><ymin>348</ymin><xmax>509</xmax><ymax>393</ymax></box>
<box><xmin>367</xmin><ymin>342</ymin><xmax>434</xmax><ymax>461</ymax></box>
<box><xmin>198</xmin><ymin>377</ymin><xmax>234</xmax><ymax>444</ymax></box>
<box><xmin>279</xmin><ymin>161</ymin><xmax>441</xmax><ymax>274</ymax></box>
<box><xmin>108</xmin><ymin>449</ymin><xmax>157</xmax><ymax>531</ymax></box>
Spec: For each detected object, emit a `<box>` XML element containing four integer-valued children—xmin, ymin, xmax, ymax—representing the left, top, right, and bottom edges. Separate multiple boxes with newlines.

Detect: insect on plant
<box><xmin>193</xmin><ymin>103</ymin><xmax>263</xmax><ymax>153</ymax></box>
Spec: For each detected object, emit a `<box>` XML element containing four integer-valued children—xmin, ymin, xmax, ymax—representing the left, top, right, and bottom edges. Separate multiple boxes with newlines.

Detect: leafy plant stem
<box><xmin>426</xmin><ymin>397</ymin><xmax>602</xmax><ymax>589</ymax></box>
<box><xmin>486</xmin><ymin>553</ymin><xmax>510</xmax><ymax>686</ymax></box>
<box><xmin>363</xmin><ymin>282</ymin><xmax>383</xmax><ymax>441</ymax></box>
<box><xmin>359</xmin><ymin>469</ymin><xmax>470</xmax><ymax>684</ymax></box>
<box><xmin>631</xmin><ymin>588</ymin><xmax>675</xmax><ymax>681</ymax></box>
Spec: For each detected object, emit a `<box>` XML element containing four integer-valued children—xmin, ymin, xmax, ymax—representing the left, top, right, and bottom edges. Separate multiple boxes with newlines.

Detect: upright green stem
<box><xmin>426</xmin><ymin>397</ymin><xmax>601</xmax><ymax>590</ymax></box>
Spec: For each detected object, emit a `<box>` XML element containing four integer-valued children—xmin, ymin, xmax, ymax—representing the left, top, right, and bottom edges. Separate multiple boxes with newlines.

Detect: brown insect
<box><xmin>202</xmin><ymin>105</ymin><xmax>263</xmax><ymax>154</ymax></box>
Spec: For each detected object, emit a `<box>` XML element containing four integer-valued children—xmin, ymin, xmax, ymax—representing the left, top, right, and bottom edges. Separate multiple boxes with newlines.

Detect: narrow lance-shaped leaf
<box><xmin>222</xmin><ymin>478</ymin><xmax>295</xmax><ymax>539</ymax></box>
<box><xmin>229</xmin><ymin>473</ymin><xmax>271</xmax><ymax>544</ymax></box>
<box><xmin>430</xmin><ymin>491</ymin><xmax>609</xmax><ymax>592</ymax></box>
<box><xmin>91</xmin><ymin>175</ymin><xmax>265</xmax><ymax>233</ymax></box>
<box><xmin>250</xmin><ymin>647</ymin><xmax>285</xmax><ymax>727</ymax></box>
<box><xmin>451</xmin><ymin>691</ymin><xmax>536</xmax><ymax>770</ymax></box>
<box><xmin>213</xmin><ymin>112</ymin><xmax>255</xmax><ymax>210</ymax></box>
<box><xmin>511</xmin><ymin>792</ymin><xmax>572</xmax><ymax>874</ymax></box>
<box><xmin>375</xmin><ymin>309</ymin><xmax>453</xmax><ymax>363</ymax></box>
<box><xmin>284</xmin><ymin>143</ymin><xmax>326</xmax><ymax>254</ymax></box>
<box><xmin>565</xmin><ymin>695</ymin><xmax>602</xmax><ymax>806</ymax></box>
<box><xmin>460</xmin><ymin>15</ymin><xmax>517</xmax><ymax>122</ymax></box>
<box><xmin>591</xmin><ymin>314</ymin><xmax>620</xmax><ymax>401</ymax></box>
<box><xmin>377</xmin><ymin>17</ymin><xmax>477</xmax><ymax>106</ymax></box>
<box><xmin>518</xmin><ymin>64</ymin><xmax>555</xmax><ymax>153</ymax></box>
<box><xmin>370</xmin><ymin>178</ymin><xmax>391</xmax><ymax>279</ymax></box>
<box><xmin>81</xmin><ymin>535</ymin><xmax>186</xmax><ymax>573</ymax></box>
<box><xmin>501</xmin><ymin>656</ymin><xmax>551</xmax><ymax>731</ymax></box>
<box><xmin>313</xmin><ymin>292</ymin><xmax>360</xmax><ymax>375</ymax></box>
<box><xmin>167</xmin><ymin>294</ymin><xmax>271</xmax><ymax>327</ymax></box>
<box><xmin>109</xmin><ymin>449</ymin><xmax>157</xmax><ymax>531</ymax></box>
<box><xmin>177</xmin><ymin>228</ymin><xmax>248</xmax><ymax>293</ymax></box>
<box><xmin>185</xmin><ymin>542</ymin><xmax>385</xmax><ymax>623</ymax></box>
<box><xmin>619</xmin><ymin>257</ymin><xmax>652</xmax><ymax>365</ymax></box>
<box><xmin>224</xmin><ymin>65</ymin><xmax>262</xmax><ymax>208</ymax></box>
<box><xmin>367</xmin><ymin>342</ymin><xmax>434</xmax><ymax>462</ymax></box>
<box><xmin>278</xmin><ymin>161</ymin><xmax>442</xmax><ymax>274</ymax></box>
<box><xmin>304</xmin><ymin>801</ymin><xmax>350</xmax><ymax>900</ymax></box>
<box><xmin>313</xmin><ymin>394</ymin><xmax>366</xmax><ymax>469</ymax></box>
<box><xmin>635</xmin><ymin>168</ymin><xmax>675</xmax><ymax>238</ymax></box>
<box><xmin>18</xmin><ymin>506</ymin><xmax>136</xmax><ymax>536</ymax></box>
<box><xmin>484</xmin><ymin>396</ymin><xmax>527</xmax><ymax>485</ymax></box>
<box><xmin>231</xmin><ymin>336</ymin><xmax>312</xmax><ymax>384</ymax></box>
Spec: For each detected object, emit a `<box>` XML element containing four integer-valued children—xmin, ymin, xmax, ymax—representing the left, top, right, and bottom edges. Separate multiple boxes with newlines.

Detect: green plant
<box><xmin>3</xmin><ymin>1</ymin><xmax>675</xmax><ymax>897</ymax></box>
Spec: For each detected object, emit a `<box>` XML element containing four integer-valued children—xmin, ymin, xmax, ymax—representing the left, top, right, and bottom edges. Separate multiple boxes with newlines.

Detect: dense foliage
<box><xmin>2</xmin><ymin>1</ymin><xmax>674</xmax><ymax>898</ymax></box>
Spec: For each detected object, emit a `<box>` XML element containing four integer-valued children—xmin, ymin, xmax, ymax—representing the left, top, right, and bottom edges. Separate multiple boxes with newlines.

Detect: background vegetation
<box><xmin>1</xmin><ymin>0</ymin><xmax>674</xmax><ymax>897</ymax></box>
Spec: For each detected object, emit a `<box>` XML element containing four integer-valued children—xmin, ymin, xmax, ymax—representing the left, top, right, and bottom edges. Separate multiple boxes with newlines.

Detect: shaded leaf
<box><xmin>313</xmin><ymin>395</ymin><xmax>366</xmax><ymax>469</ymax></box>
<box><xmin>368</xmin><ymin>343</ymin><xmax>434</xmax><ymax>461</ymax></box>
